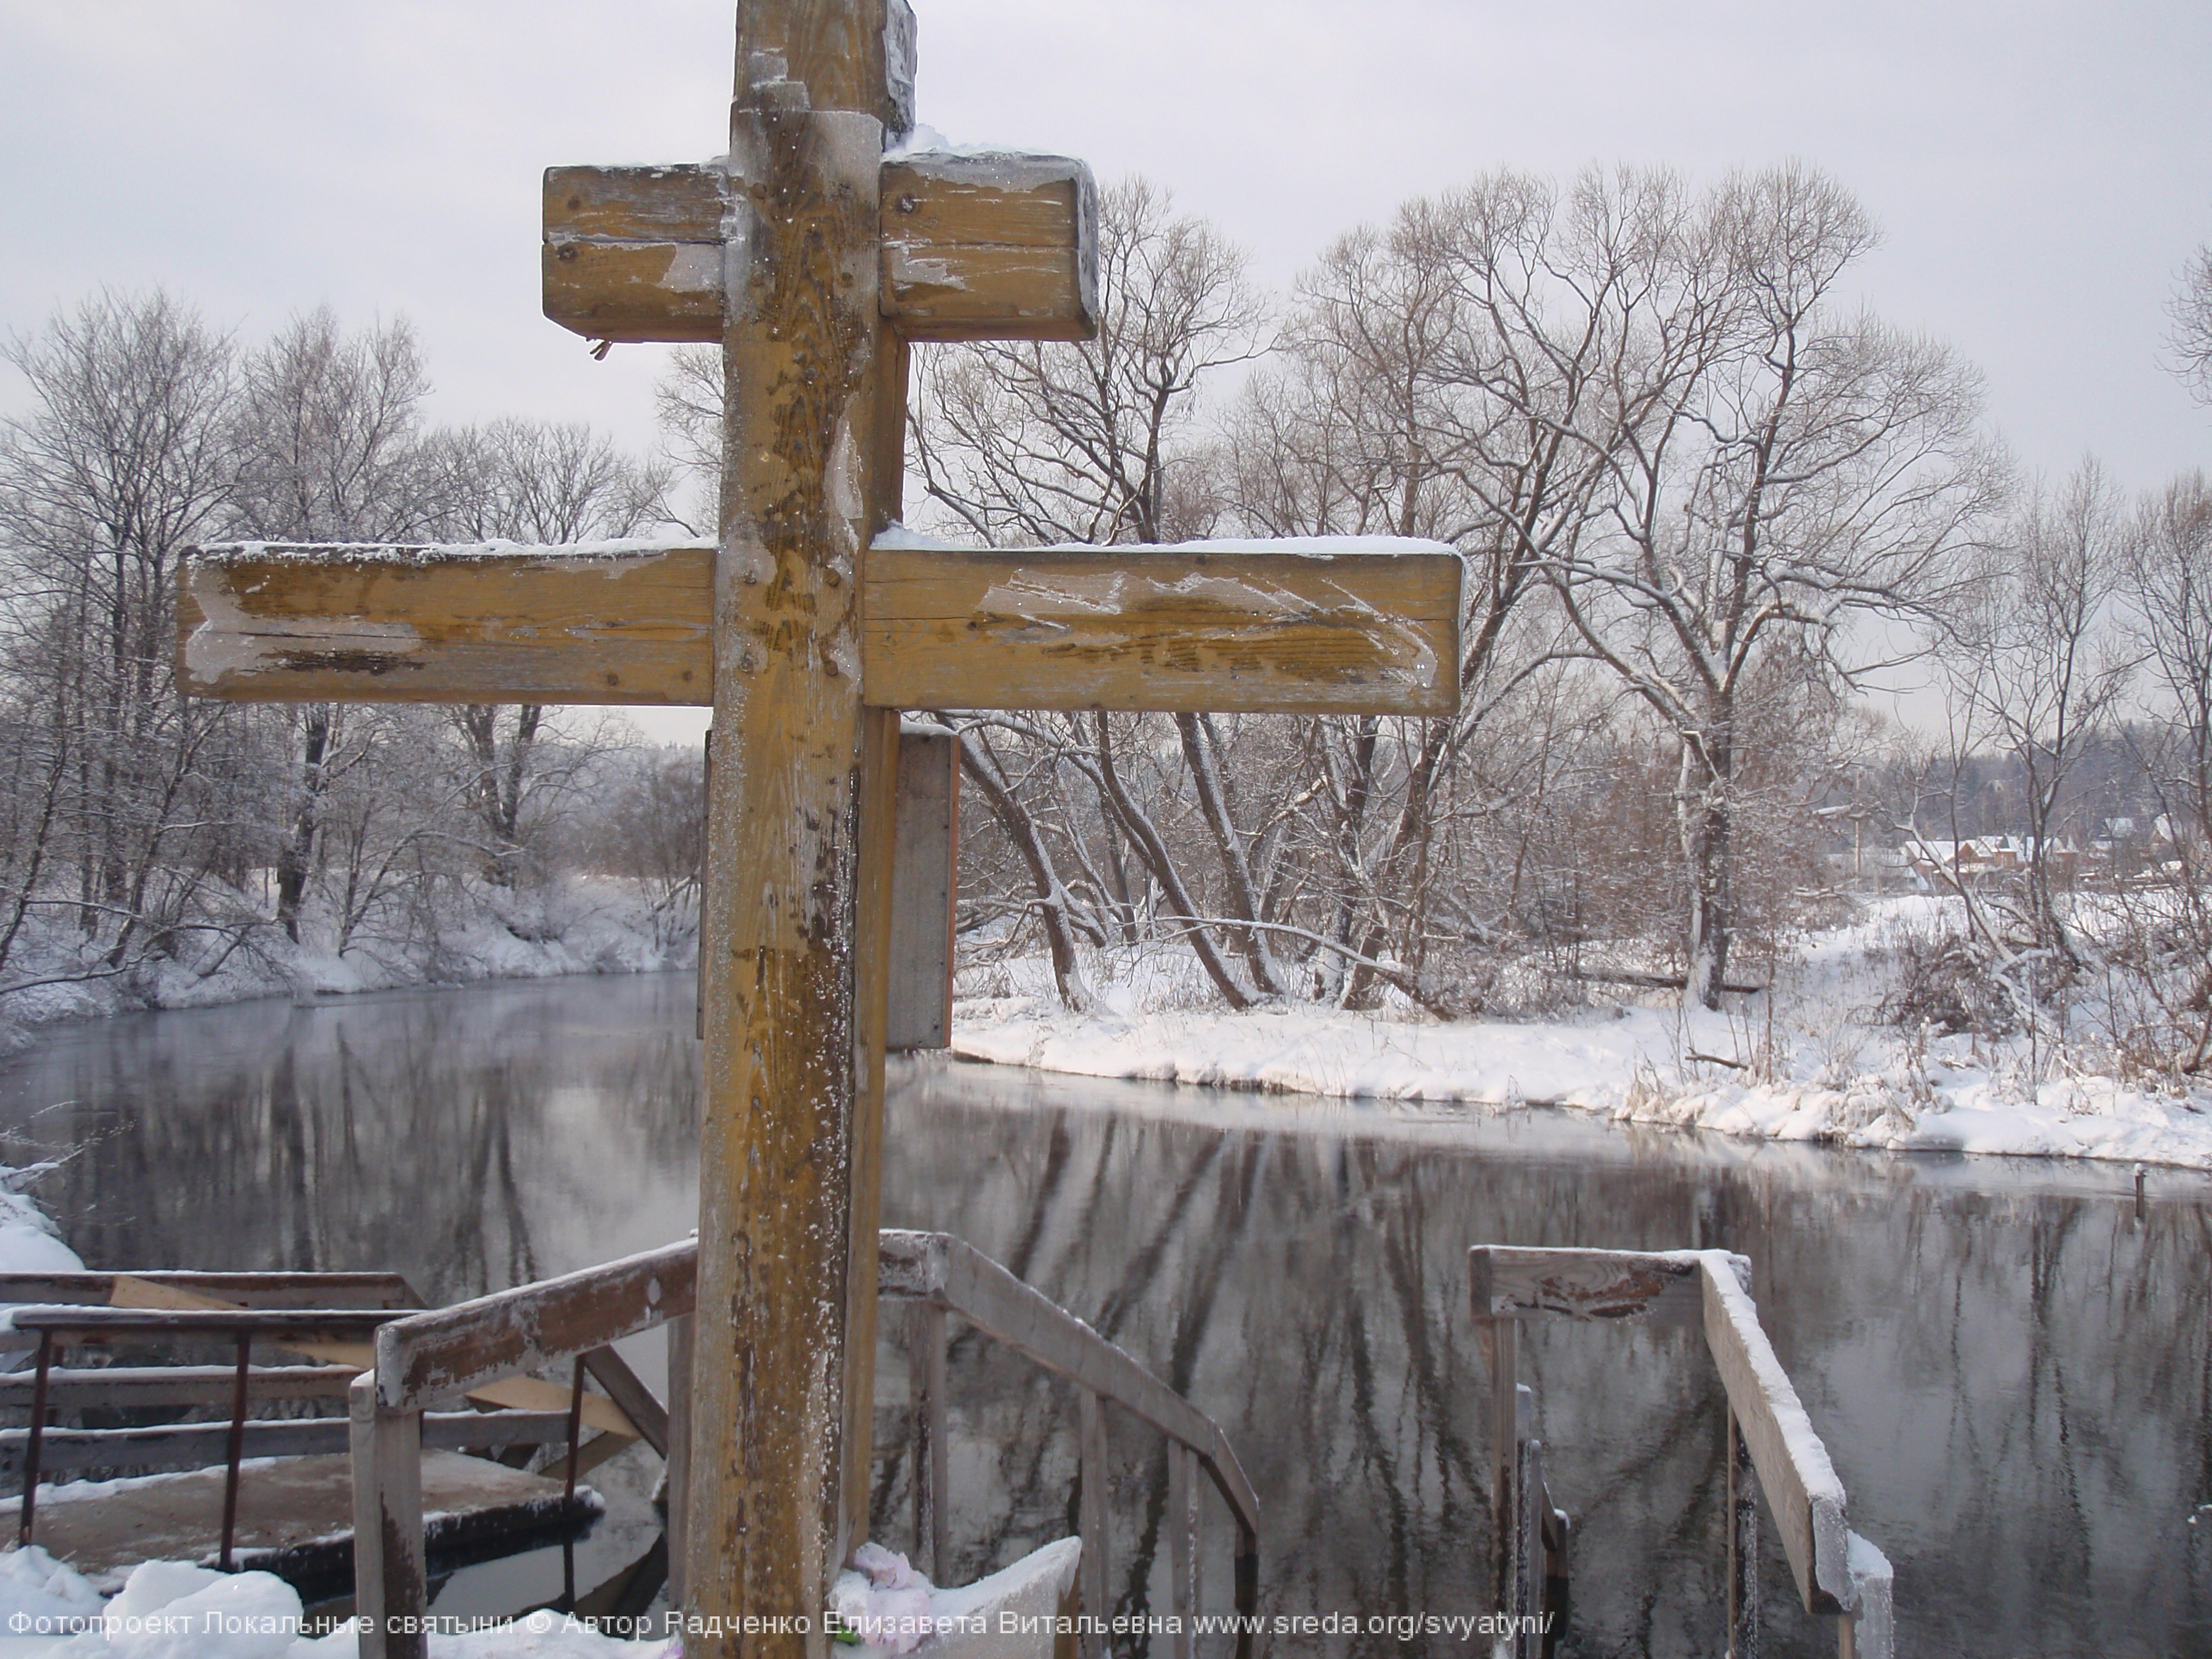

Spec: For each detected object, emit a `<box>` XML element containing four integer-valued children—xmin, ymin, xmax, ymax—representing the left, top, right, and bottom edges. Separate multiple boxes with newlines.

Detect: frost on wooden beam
<box><xmin>880</xmin><ymin>152</ymin><xmax>1096</xmax><ymax>341</ymax></box>
<box><xmin>865</xmin><ymin>533</ymin><xmax>1463</xmax><ymax>716</ymax></box>
<box><xmin>541</xmin><ymin>151</ymin><xmax>1097</xmax><ymax>345</ymax></box>
<box><xmin>179</xmin><ymin>535</ymin><xmax>1462</xmax><ymax>716</ymax></box>
<box><xmin>541</xmin><ymin>165</ymin><xmax>729</xmax><ymax>344</ymax></box>
<box><xmin>178</xmin><ymin>541</ymin><xmax>714</xmax><ymax>705</ymax></box>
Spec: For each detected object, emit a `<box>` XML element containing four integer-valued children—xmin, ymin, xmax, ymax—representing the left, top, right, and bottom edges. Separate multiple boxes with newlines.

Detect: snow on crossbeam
<box><xmin>179</xmin><ymin>534</ymin><xmax>1463</xmax><ymax>714</ymax></box>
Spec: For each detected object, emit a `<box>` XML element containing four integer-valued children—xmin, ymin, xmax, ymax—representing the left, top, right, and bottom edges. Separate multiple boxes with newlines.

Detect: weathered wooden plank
<box><xmin>10</xmin><ymin>1306</ymin><xmax>401</xmax><ymax>1342</ymax></box>
<box><xmin>1469</xmin><ymin>1246</ymin><xmax>1746</xmax><ymax>1330</ymax></box>
<box><xmin>865</xmin><ymin>537</ymin><xmax>1465</xmax><ymax>716</ymax></box>
<box><xmin>1078</xmin><ymin>1387</ymin><xmax>1109</xmax><ymax>1659</ymax></box>
<box><xmin>466</xmin><ymin>1374</ymin><xmax>637</xmax><ymax>1441</ymax></box>
<box><xmin>1478</xmin><ymin>1315</ymin><xmax>1518</xmax><ymax>1616</ymax></box>
<box><xmin>0</xmin><ymin>1271</ymin><xmax>420</xmax><ymax>1309</ymax></box>
<box><xmin>0</xmin><ymin>1364</ymin><xmax>356</xmax><ymax>1409</ymax></box>
<box><xmin>1841</xmin><ymin>1532</ymin><xmax>1894</xmax><ymax>1659</ymax></box>
<box><xmin>841</xmin><ymin>702</ymin><xmax>903</xmax><ymax>1553</ymax></box>
<box><xmin>1727</xmin><ymin>1412</ymin><xmax>1761</xmax><ymax>1659</ymax></box>
<box><xmin>0</xmin><ymin>1410</ymin><xmax>578</xmax><ymax>1483</ymax></box>
<box><xmin>1699</xmin><ymin>1254</ymin><xmax>1851</xmax><ymax>1616</ymax></box>
<box><xmin>350</xmin><ymin>1375</ymin><xmax>425</xmax><ymax>1659</ymax></box>
<box><xmin>663</xmin><ymin>1313</ymin><xmax>693</xmax><ymax>1611</ymax></box>
<box><xmin>541</xmin><ymin>148</ymin><xmax>1092</xmax><ymax>346</ymax></box>
<box><xmin>178</xmin><ymin>537</ymin><xmax>1462</xmax><ymax>719</ymax></box>
<box><xmin>1168</xmin><ymin>1441</ymin><xmax>1200</xmax><ymax>1654</ymax></box>
<box><xmin>581</xmin><ymin>1345</ymin><xmax>670</xmax><ymax>1456</ymax></box>
<box><xmin>878</xmin><ymin>1230</ymin><xmax>1262</xmax><ymax>1537</ymax></box>
<box><xmin>177</xmin><ymin>541</ymin><xmax>714</xmax><ymax>705</ymax></box>
<box><xmin>881</xmin><ymin>152</ymin><xmax>1096</xmax><ymax>341</ymax></box>
<box><xmin>687</xmin><ymin>5</ymin><xmax>903</xmax><ymax>1622</ymax></box>
<box><xmin>907</xmin><ymin>1299</ymin><xmax>949</xmax><ymax>1580</ymax></box>
<box><xmin>542</xmin><ymin>165</ymin><xmax>728</xmax><ymax>344</ymax></box>
<box><xmin>378</xmin><ymin>1238</ymin><xmax>695</xmax><ymax>1410</ymax></box>
<box><xmin>886</xmin><ymin>726</ymin><xmax>957</xmax><ymax>1050</ymax></box>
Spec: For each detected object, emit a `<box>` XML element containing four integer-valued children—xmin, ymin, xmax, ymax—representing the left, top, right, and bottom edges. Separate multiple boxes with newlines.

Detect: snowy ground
<box><xmin>951</xmin><ymin>898</ymin><xmax>2212</xmax><ymax>1170</ymax></box>
<box><xmin>0</xmin><ymin>878</ymin><xmax>697</xmax><ymax>1056</ymax></box>
<box><xmin>0</xmin><ymin>1538</ymin><xmax>1078</xmax><ymax>1658</ymax></box>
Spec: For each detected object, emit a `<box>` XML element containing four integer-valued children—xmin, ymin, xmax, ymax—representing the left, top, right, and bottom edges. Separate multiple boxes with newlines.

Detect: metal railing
<box><xmin>1469</xmin><ymin>1246</ymin><xmax>1894</xmax><ymax>1659</ymax></box>
<box><xmin>1</xmin><ymin>1271</ymin><xmax>430</xmax><ymax>1571</ymax></box>
<box><xmin>353</xmin><ymin>1231</ymin><xmax>1258</xmax><ymax>1659</ymax></box>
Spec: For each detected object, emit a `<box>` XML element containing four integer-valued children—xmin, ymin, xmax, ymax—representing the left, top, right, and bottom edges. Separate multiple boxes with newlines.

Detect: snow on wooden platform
<box><xmin>0</xmin><ymin>1450</ymin><xmax>597</xmax><ymax>1592</ymax></box>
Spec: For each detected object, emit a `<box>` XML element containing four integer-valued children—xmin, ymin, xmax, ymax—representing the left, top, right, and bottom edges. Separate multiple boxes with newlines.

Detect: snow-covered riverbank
<box><xmin>951</xmin><ymin>904</ymin><xmax>2212</xmax><ymax>1170</ymax></box>
<box><xmin>0</xmin><ymin>879</ymin><xmax>696</xmax><ymax>1057</ymax></box>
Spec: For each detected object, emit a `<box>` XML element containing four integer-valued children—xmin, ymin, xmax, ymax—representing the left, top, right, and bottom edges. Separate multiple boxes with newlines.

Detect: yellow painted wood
<box><xmin>540</xmin><ymin>152</ymin><xmax>1097</xmax><ymax>345</ymax></box>
<box><xmin>541</xmin><ymin>165</ymin><xmax>726</xmax><ymax>344</ymax></box>
<box><xmin>466</xmin><ymin>1376</ymin><xmax>638</xmax><ymax>1441</ymax></box>
<box><xmin>178</xmin><ymin>537</ymin><xmax>1462</xmax><ymax>717</ymax></box>
<box><xmin>685</xmin><ymin>0</ymin><xmax>906</xmax><ymax>1634</ymax></box>
<box><xmin>880</xmin><ymin>153</ymin><xmax>1096</xmax><ymax>341</ymax></box>
<box><xmin>864</xmin><ymin>541</ymin><xmax>1464</xmax><ymax>715</ymax></box>
<box><xmin>176</xmin><ymin>544</ymin><xmax>714</xmax><ymax>705</ymax></box>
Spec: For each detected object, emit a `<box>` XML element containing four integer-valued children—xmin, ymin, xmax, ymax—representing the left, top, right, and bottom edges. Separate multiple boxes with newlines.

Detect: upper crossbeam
<box><xmin>178</xmin><ymin>536</ymin><xmax>1464</xmax><ymax>716</ymax></box>
<box><xmin>543</xmin><ymin>150</ymin><xmax>1097</xmax><ymax>344</ymax></box>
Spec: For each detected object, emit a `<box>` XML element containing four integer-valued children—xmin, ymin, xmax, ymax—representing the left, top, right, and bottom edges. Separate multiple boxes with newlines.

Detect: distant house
<box><xmin>1904</xmin><ymin>834</ymin><xmax>2082</xmax><ymax>890</ymax></box>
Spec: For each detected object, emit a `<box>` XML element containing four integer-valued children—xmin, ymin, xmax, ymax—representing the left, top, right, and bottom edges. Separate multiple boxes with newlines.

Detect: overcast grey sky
<box><xmin>5</xmin><ymin>0</ymin><xmax>2209</xmax><ymax>493</ymax></box>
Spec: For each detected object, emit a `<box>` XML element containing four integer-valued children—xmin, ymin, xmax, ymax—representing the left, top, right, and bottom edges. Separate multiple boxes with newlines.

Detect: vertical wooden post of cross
<box><xmin>693</xmin><ymin>0</ymin><xmax>912</xmax><ymax>1643</ymax></box>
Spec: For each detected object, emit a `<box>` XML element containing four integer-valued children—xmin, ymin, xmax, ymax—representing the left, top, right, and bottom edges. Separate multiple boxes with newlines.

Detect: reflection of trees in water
<box><xmin>0</xmin><ymin>977</ymin><xmax>701</xmax><ymax>1301</ymax></box>
<box><xmin>882</xmin><ymin>1071</ymin><xmax>2212</xmax><ymax>1658</ymax></box>
<box><xmin>4</xmin><ymin>996</ymin><xmax>2209</xmax><ymax>1654</ymax></box>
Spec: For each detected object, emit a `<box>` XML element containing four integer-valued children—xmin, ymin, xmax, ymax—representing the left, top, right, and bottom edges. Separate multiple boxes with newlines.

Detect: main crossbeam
<box><xmin>178</xmin><ymin>536</ymin><xmax>1462</xmax><ymax>715</ymax></box>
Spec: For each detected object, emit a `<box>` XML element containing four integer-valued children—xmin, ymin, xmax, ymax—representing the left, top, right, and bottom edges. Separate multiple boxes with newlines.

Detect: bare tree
<box><xmin>0</xmin><ymin>291</ymin><xmax>244</xmax><ymax>972</ymax></box>
<box><xmin>911</xmin><ymin>180</ymin><xmax>1276</xmax><ymax>1005</ymax></box>
<box><xmin>653</xmin><ymin>345</ymin><xmax>723</xmax><ymax>532</ymax></box>
<box><xmin>914</xmin><ymin>176</ymin><xmax>1265</xmax><ymax>547</ymax></box>
<box><xmin>421</xmin><ymin>417</ymin><xmax>669</xmax><ymax>886</ymax></box>
<box><xmin>1534</xmin><ymin>165</ymin><xmax>2000</xmax><ymax>1004</ymax></box>
<box><xmin>2169</xmin><ymin>243</ymin><xmax>2212</xmax><ymax>406</ymax></box>
<box><xmin>581</xmin><ymin>743</ymin><xmax>706</xmax><ymax>951</ymax></box>
<box><xmin>2115</xmin><ymin>472</ymin><xmax>2212</xmax><ymax>1068</ymax></box>
<box><xmin>1948</xmin><ymin>463</ymin><xmax>2133</xmax><ymax>973</ymax></box>
<box><xmin>228</xmin><ymin>309</ymin><xmax>437</xmax><ymax>939</ymax></box>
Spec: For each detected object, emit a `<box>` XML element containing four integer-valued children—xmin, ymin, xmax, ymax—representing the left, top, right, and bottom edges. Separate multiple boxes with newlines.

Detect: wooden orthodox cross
<box><xmin>176</xmin><ymin>1</ymin><xmax>1462</xmax><ymax>1652</ymax></box>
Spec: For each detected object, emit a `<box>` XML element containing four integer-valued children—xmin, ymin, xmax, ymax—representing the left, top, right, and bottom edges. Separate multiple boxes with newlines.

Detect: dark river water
<box><xmin>1</xmin><ymin>972</ymin><xmax>2207</xmax><ymax>1657</ymax></box>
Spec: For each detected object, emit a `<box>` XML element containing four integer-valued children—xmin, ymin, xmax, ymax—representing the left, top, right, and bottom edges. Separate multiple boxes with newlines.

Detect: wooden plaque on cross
<box><xmin>175</xmin><ymin>1</ymin><xmax>1462</xmax><ymax>1652</ymax></box>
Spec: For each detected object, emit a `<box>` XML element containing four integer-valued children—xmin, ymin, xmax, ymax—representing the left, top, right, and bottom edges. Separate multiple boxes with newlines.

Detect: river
<box><xmin>1</xmin><ymin>972</ymin><xmax>2205</xmax><ymax>1657</ymax></box>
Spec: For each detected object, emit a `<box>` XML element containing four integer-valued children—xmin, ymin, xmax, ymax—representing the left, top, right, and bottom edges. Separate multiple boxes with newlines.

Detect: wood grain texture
<box><xmin>542</xmin><ymin>165</ymin><xmax>727</xmax><ymax>344</ymax></box>
<box><xmin>735</xmin><ymin>0</ymin><xmax>914</xmax><ymax>130</ymax></box>
<box><xmin>865</xmin><ymin>542</ymin><xmax>1463</xmax><ymax>715</ymax></box>
<box><xmin>178</xmin><ymin>539</ymin><xmax>1462</xmax><ymax>718</ymax></box>
<box><xmin>886</xmin><ymin>728</ymin><xmax>956</xmax><ymax>1049</ymax></box>
<box><xmin>686</xmin><ymin>44</ymin><xmax>897</xmax><ymax>1639</ymax></box>
<box><xmin>1469</xmin><ymin>1245</ymin><xmax>1749</xmax><ymax>1330</ymax></box>
<box><xmin>350</xmin><ymin>1374</ymin><xmax>426</xmax><ymax>1659</ymax></box>
<box><xmin>377</xmin><ymin>1240</ymin><xmax>694</xmax><ymax>1411</ymax></box>
<box><xmin>178</xmin><ymin>544</ymin><xmax>714</xmax><ymax>705</ymax></box>
<box><xmin>541</xmin><ymin>152</ymin><xmax>1096</xmax><ymax>346</ymax></box>
<box><xmin>880</xmin><ymin>152</ymin><xmax>1097</xmax><ymax>341</ymax></box>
